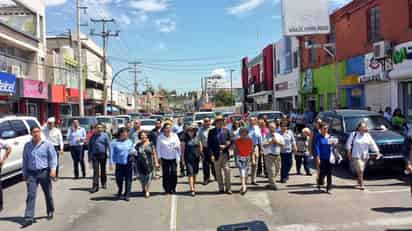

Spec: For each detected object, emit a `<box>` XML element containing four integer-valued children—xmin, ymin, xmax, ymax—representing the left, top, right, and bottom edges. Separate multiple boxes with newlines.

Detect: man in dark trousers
<box><xmin>197</xmin><ymin>118</ymin><xmax>215</xmax><ymax>185</ymax></box>
<box><xmin>88</xmin><ymin>124</ymin><xmax>111</xmax><ymax>193</ymax></box>
<box><xmin>0</xmin><ymin>141</ymin><xmax>11</xmax><ymax>212</ymax></box>
<box><xmin>22</xmin><ymin>126</ymin><xmax>57</xmax><ymax>228</ymax></box>
<box><xmin>208</xmin><ymin>116</ymin><xmax>233</xmax><ymax>194</ymax></box>
<box><xmin>150</xmin><ymin>119</ymin><xmax>162</xmax><ymax>180</ymax></box>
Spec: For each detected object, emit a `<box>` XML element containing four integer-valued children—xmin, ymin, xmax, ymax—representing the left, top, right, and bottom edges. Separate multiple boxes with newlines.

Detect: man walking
<box><xmin>248</xmin><ymin>117</ymin><xmax>262</xmax><ymax>185</ymax></box>
<box><xmin>0</xmin><ymin>141</ymin><xmax>11</xmax><ymax>212</ymax></box>
<box><xmin>42</xmin><ymin>117</ymin><xmax>63</xmax><ymax>179</ymax></box>
<box><xmin>88</xmin><ymin>124</ymin><xmax>111</xmax><ymax>193</ymax></box>
<box><xmin>208</xmin><ymin>116</ymin><xmax>232</xmax><ymax>194</ymax></box>
<box><xmin>150</xmin><ymin>119</ymin><xmax>162</xmax><ymax>179</ymax></box>
<box><xmin>262</xmin><ymin>122</ymin><xmax>284</xmax><ymax>190</ymax></box>
<box><xmin>129</xmin><ymin>120</ymin><xmax>141</xmax><ymax>144</ymax></box>
<box><xmin>67</xmin><ymin>120</ymin><xmax>87</xmax><ymax>179</ymax></box>
<box><xmin>198</xmin><ymin>118</ymin><xmax>215</xmax><ymax>185</ymax></box>
<box><xmin>22</xmin><ymin>126</ymin><xmax>57</xmax><ymax>228</ymax></box>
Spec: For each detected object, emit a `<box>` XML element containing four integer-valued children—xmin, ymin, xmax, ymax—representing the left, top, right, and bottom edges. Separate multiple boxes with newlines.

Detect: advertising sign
<box><xmin>281</xmin><ymin>0</ymin><xmax>330</xmax><ymax>36</ymax></box>
<box><xmin>0</xmin><ymin>72</ymin><xmax>16</xmax><ymax>94</ymax></box>
<box><xmin>22</xmin><ymin>79</ymin><xmax>48</xmax><ymax>99</ymax></box>
<box><xmin>359</xmin><ymin>53</ymin><xmax>388</xmax><ymax>83</ymax></box>
<box><xmin>301</xmin><ymin>69</ymin><xmax>313</xmax><ymax>93</ymax></box>
<box><xmin>279</xmin><ymin>37</ymin><xmax>292</xmax><ymax>75</ymax></box>
<box><xmin>389</xmin><ymin>41</ymin><xmax>412</xmax><ymax>80</ymax></box>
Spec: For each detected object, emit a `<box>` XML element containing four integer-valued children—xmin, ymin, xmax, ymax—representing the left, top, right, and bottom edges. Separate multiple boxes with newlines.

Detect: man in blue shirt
<box><xmin>22</xmin><ymin>126</ymin><xmax>57</xmax><ymax>228</ymax></box>
<box><xmin>172</xmin><ymin>118</ymin><xmax>184</xmax><ymax>134</ymax></box>
<box><xmin>67</xmin><ymin>119</ymin><xmax>87</xmax><ymax>179</ymax></box>
<box><xmin>88</xmin><ymin>124</ymin><xmax>111</xmax><ymax>193</ymax></box>
<box><xmin>248</xmin><ymin>117</ymin><xmax>262</xmax><ymax>185</ymax></box>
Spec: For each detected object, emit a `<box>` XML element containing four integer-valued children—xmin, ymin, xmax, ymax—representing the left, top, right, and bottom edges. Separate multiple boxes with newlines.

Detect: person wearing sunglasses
<box><xmin>279</xmin><ymin>120</ymin><xmax>297</xmax><ymax>183</ymax></box>
<box><xmin>346</xmin><ymin>121</ymin><xmax>380</xmax><ymax>191</ymax></box>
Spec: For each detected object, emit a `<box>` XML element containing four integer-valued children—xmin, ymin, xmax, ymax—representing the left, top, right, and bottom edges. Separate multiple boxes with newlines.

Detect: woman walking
<box><xmin>157</xmin><ymin>123</ymin><xmax>181</xmax><ymax>194</ymax></box>
<box><xmin>134</xmin><ymin>131</ymin><xmax>159</xmax><ymax>198</ymax></box>
<box><xmin>109</xmin><ymin>127</ymin><xmax>134</xmax><ymax>201</ymax></box>
<box><xmin>346</xmin><ymin>122</ymin><xmax>380</xmax><ymax>190</ymax></box>
<box><xmin>314</xmin><ymin>122</ymin><xmax>337</xmax><ymax>193</ymax></box>
<box><xmin>295</xmin><ymin>128</ymin><xmax>312</xmax><ymax>176</ymax></box>
<box><xmin>233</xmin><ymin>128</ymin><xmax>253</xmax><ymax>195</ymax></box>
<box><xmin>279</xmin><ymin>120</ymin><xmax>297</xmax><ymax>183</ymax></box>
<box><xmin>181</xmin><ymin>126</ymin><xmax>203</xmax><ymax>196</ymax></box>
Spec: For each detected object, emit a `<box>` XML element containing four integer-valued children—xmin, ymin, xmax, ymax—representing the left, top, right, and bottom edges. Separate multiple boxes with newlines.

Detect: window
<box><xmin>319</xmin><ymin>94</ymin><xmax>325</xmax><ymax>111</ymax></box>
<box><xmin>10</xmin><ymin>120</ymin><xmax>29</xmax><ymax>136</ymax></box>
<box><xmin>276</xmin><ymin>60</ymin><xmax>280</xmax><ymax>74</ymax></box>
<box><xmin>409</xmin><ymin>0</ymin><xmax>412</xmax><ymax>28</ymax></box>
<box><xmin>0</xmin><ymin>121</ymin><xmax>16</xmax><ymax>139</ymax></box>
<box><xmin>25</xmin><ymin>119</ymin><xmax>38</xmax><ymax>130</ymax></box>
<box><xmin>367</xmin><ymin>7</ymin><xmax>381</xmax><ymax>42</ymax></box>
<box><xmin>327</xmin><ymin>93</ymin><xmax>337</xmax><ymax>110</ymax></box>
<box><xmin>293</xmin><ymin>51</ymin><xmax>299</xmax><ymax>68</ymax></box>
<box><xmin>307</xmin><ymin>40</ymin><xmax>316</xmax><ymax>66</ymax></box>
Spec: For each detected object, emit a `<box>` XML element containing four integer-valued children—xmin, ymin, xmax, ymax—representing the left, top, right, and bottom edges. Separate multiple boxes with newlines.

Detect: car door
<box><xmin>330</xmin><ymin>116</ymin><xmax>345</xmax><ymax>157</ymax></box>
<box><xmin>0</xmin><ymin>120</ymin><xmax>22</xmax><ymax>175</ymax></box>
<box><xmin>9</xmin><ymin>119</ymin><xmax>31</xmax><ymax>172</ymax></box>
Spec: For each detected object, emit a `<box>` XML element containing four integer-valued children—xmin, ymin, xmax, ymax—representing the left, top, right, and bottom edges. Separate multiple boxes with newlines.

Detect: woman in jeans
<box><xmin>346</xmin><ymin>122</ymin><xmax>380</xmax><ymax>190</ymax></box>
<box><xmin>109</xmin><ymin>127</ymin><xmax>134</xmax><ymax>201</ymax></box>
<box><xmin>156</xmin><ymin>123</ymin><xmax>181</xmax><ymax>194</ymax></box>
<box><xmin>134</xmin><ymin>131</ymin><xmax>159</xmax><ymax>198</ymax></box>
<box><xmin>233</xmin><ymin>128</ymin><xmax>253</xmax><ymax>195</ymax></box>
<box><xmin>181</xmin><ymin>126</ymin><xmax>202</xmax><ymax>196</ymax></box>
<box><xmin>314</xmin><ymin>122</ymin><xmax>336</xmax><ymax>194</ymax></box>
<box><xmin>295</xmin><ymin>128</ymin><xmax>312</xmax><ymax>176</ymax></box>
<box><xmin>279</xmin><ymin>120</ymin><xmax>297</xmax><ymax>183</ymax></box>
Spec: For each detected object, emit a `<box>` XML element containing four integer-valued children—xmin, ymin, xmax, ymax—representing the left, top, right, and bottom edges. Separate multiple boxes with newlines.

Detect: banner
<box><xmin>0</xmin><ymin>72</ymin><xmax>16</xmax><ymax>94</ymax></box>
<box><xmin>22</xmin><ymin>79</ymin><xmax>48</xmax><ymax>99</ymax></box>
<box><xmin>281</xmin><ymin>0</ymin><xmax>330</xmax><ymax>36</ymax></box>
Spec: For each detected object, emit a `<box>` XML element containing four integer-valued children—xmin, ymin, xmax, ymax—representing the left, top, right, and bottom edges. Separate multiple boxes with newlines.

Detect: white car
<box><xmin>140</xmin><ymin>119</ymin><xmax>156</xmax><ymax>132</ymax></box>
<box><xmin>96</xmin><ymin>115</ymin><xmax>114</xmax><ymax>134</ymax></box>
<box><xmin>0</xmin><ymin>116</ymin><xmax>41</xmax><ymax>179</ymax></box>
<box><xmin>192</xmin><ymin>112</ymin><xmax>216</xmax><ymax>127</ymax></box>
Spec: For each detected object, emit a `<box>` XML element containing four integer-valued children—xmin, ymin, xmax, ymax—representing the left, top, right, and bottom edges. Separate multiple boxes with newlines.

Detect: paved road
<box><xmin>1</xmin><ymin>153</ymin><xmax>412</xmax><ymax>231</ymax></box>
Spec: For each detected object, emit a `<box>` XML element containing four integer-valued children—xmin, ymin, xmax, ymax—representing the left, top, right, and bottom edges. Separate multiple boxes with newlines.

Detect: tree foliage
<box><xmin>213</xmin><ymin>90</ymin><xmax>234</xmax><ymax>107</ymax></box>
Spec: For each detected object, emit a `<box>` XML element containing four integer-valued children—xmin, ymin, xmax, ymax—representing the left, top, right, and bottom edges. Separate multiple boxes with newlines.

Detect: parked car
<box><xmin>0</xmin><ymin>116</ymin><xmax>41</xmax><ymax>179</ymax></box>
<box><xmin>317</xmin><ymin>110</ymin><xmax>406</xmax><ymax>174</ymax></box>
<box><xmin>115</xmin><ymin>115</ymin><xmax>132</xmax><ymax>123</ymax></box>
<box><xmin>128</xmin><ymin>113</ymin><xmax>141</xmax><ymax>121</ymax></box>
<box><xmin>140</xmin><ymin>119</ymin><xmax>157</xmax><ymax>132</ymax></box>
<box><xmin>96</xmin><ymin>115</ymin><xmax>114</xmax><ymax>134</ymax></box>
<box><xmin>248</xmin><ymin>111</ymin><xmax>285</xmax><ymax>122</ymax></box>
<box><xmin>227</xmin><ymin>114</ymin><xmax>244</xmax><ymax>123</ymax></box>
<box><xmin>61</xmin><ymin>116</ymin><xmax>98</xmax><ymax>151</ymax></box>
<box><xmin>150</xmin><ymin>115</ymin><xmax>163</xmax><ymax>121</ymax></box>
<box><xmin>193</xmin><ymin>112</ymin><xmax>216</xmax><ymax>127</ymax></box>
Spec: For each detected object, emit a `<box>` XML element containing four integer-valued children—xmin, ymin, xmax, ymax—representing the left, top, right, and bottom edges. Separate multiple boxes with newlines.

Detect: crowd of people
<box><xmin>2</xmin><ymin>110</ymin><xmax>412</xmax><ymax>228</ymax></box>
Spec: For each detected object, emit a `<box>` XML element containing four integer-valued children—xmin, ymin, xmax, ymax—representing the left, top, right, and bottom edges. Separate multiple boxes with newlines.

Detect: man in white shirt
<box><xmin>346</xmin><ymin>122</ymin><xmax>380</xmax><ymax>190</ymax></box>
<box><xmin>262</xmin><ymin>122</ymin><xmax>284</xmax><ymax>190</ymax></box>
<box><xmin>42</xmin><ymin>117</ymin><xmax>64</xmax><ymax>179</ymax></box>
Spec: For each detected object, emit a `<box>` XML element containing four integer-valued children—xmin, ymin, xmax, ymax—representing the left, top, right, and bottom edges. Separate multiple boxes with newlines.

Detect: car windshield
<box><xmin>344</xmin><ymin>115</ymin><xmax>392</xmax><ymax>132</ymax></box>
<box><xmin>194</xmin><ymin>113</ymin><xmax>215</xmax><ymax>121</ymax></box>
<box><xmin>141</xmin><ymin>120</ymin><xmax>156</xmax><ymax>126</ymax></box>
<box><xmin>258</xmin><ymin>113</ymin><xmax>282</xmax><ymax>120</ymax></box>
<box><xmin>97</xmin><ymin>117</ymin><xmax>112</xmax><ymax>124</ymax></box>
<box><xmin>116</xmin><ymin>117</ymin><xmax>130</xmax><ymax>122</ymax></box>
<box><xmin>67</xmin><ymin>118</ymin><xmax>95</xmax><ymax>129</ymax></box>
<box><xmin>115</xmin><ymin>118</ymin><xmax>125</xmax><ymax>124</ymax></box>
<box><xmin>231</xmin><ymin>116</ymin><xmax>243</xmax><ymax>121</ymax></box>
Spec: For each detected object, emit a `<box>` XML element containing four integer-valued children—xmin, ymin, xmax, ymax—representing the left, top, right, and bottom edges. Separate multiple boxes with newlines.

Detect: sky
<box><xmin>45</xmin><ymin>0</ymin><xmax>352</xmax><ymax>93</ymax></box>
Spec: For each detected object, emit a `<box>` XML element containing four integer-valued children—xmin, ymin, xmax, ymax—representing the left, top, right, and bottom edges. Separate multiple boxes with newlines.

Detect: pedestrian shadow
<box><xmin>176</xmin><ymin>191</ymin><xmax>223</xmax><ymax>196</ymax></box>
<box><xmin>0</xmin><ymin>216</ymin><xmax>48</xmax><ymax>226</ymax></box>
<box><xmin>286</xmin><ymin>183</ymin><xmax>316</xmax><ymax>188</ymax></box>
<box><xmin>386</xmin><ymin>229</ymin><xmax>412</xmax><ymax>231</ymax></box>
<box><xmin>128</xmin><ymin>192</ymin><xmax>164</xmax><ymax>198</ymax></box>
<box><xmin>69</xmin><ymin>187</ymin><xmax>91</xmax><ymax>192</ymax></box>
<box><xmin>90</xmin><ymin>196</ymin><xmax>120</xmax><ymax>201</ymax></box>
<box><xmin>288</xmin><ymin>190</ymin><xmax>324</xmax><ymax>195</ymax></box>
<box><xmin>372</xmin><ymin>207</ymin><xmax>412</xmax><ymax>214</ymax></box>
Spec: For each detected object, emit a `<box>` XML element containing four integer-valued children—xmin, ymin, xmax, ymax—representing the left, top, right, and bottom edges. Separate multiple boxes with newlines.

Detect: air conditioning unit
<box><xmin>11</xmin><ymin>65</ymin><xmax>20</xmax><ymax>76</ymax></box>
<box><xmin>373</xmin><ymin>41</ymin><xmax>392</xmax><ymax>59</ymax></box>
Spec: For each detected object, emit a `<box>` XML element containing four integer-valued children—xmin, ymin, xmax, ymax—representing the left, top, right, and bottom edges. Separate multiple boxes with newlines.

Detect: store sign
<box><xmin>301</xmin><ymin>69</ymin><xmax>314</xmax><ymax>93</ymax></box>
<box><xmin>281</xmin><ymin>0</ymin><xmax>330</xmax><ymax>36</ymax></box>
<box><xmin>275</xmin><ymin>82</ymin><xmax>289</xmax><ymax>91</ymax></box>
<box><xmin>359</xmin><ymin>53</ymin><xmax>388</xmax><ymax>83</ymax></box>
<box><xmin>0</xmin><ymin>72</ymin><xmax>16</xmax><ymax>94</ymax></box>
<box><xmin>389</xmin><ymin>41</ymin><xmax>412</xmax><ymax>80</ymax></box>
<box><xmin>51</xmin><ymin>85</ymin><xmax>65</xmax><ymax>103</ymax></box>
<box><xmin>22</xmin><ymin>79</ymin><xmax>48</xmax><ymax>99</ymax></box>
<box><xmin>255</xmin><ymin>94</ymin><xmax>269</xmax><ymax>105</ymax></box>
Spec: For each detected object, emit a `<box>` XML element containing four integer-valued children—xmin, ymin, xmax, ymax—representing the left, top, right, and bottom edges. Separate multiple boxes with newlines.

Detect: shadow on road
<box><xmin>0</xmin><ymin>216</ymin><xmax>48</xmax><ymax>226</ymax></box>
<box><xmin>2</xmin><ymin>174</ymin><xmax>23</xmax><ymax>189</ymax></box>
<box><xmin>372</xmin><ymin>207</ymin><xmax>412</xmax><ymax>214</ymax></box>
<box><xmin>288</xmin><ymin>190</ymin><xmax>324</xmax><ymax>195</ymax></box>
<box><xmin>69</xmin><ymin>187</ymin><xmax>91</xmax><ymax>192</ymax></box>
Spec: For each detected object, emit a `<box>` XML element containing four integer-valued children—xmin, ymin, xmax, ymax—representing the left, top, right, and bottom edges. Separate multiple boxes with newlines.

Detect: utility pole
<box><xmin>230</xmin><ymin>69</ymin><xmax>236</xmax><ymax>106</ymax></box>
<box><xmin>76</xmin><ymin>0</ymin><xmax>87</xmax><ymax>116</ymax></box>
<box><xmin>90</xmin><ymin>18</ymin><xmax>119</xmax><ymax>115</ymax></box>
<box><xmin>129</xmin><ymin>61</ymin><xmax>142</xmax><ymax>112</ymax></box>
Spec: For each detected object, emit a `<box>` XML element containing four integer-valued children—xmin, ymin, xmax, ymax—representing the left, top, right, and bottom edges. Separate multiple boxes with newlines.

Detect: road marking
<box><xmin>245</xmin><ymin>191</ymin><xmax>273</xmax><ymax>215</ymax></box>
<box><xmin>170</xmin><ymin>194</ymin><xmax>177</xmax><ymax>231</ymax></box>
<box><xmin>365</xmin><ymin>188</ymin><xmax>410</xmax><ymax>194</ymax></box>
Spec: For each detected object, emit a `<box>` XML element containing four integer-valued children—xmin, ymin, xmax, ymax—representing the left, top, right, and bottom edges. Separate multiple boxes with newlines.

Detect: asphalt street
<box><xmin>1</xmin><ymin>153</ymin><xmax>412</xmax><ymax>231</ymax></box>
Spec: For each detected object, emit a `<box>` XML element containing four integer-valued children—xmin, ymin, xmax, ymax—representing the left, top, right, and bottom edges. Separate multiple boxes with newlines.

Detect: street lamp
<box><xmin>110</xmin><ymin>67</ymin><xmax>133</xmax><ymax>114</ymax></box>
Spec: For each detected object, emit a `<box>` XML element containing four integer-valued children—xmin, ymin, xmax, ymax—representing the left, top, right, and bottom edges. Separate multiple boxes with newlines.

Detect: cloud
<box><xmin>226</xmin><ymin>0</ymin><xmax>265</xmax><ymax>15</ymax></box>
<box><xmin>119</xmin><ymin>14</ymin><xmax>131</xmax><ymax>25</ymax></box>
<box><xmin>132</xmin><ymin>11</ymin><xmax>149</xmax><ymax>23</ymax></box>
<box><xmin>211</xmin><ymin>68</ymin><xmax>227</xmax><ymax>78</ymax></box>
<box><xmin>129</xmin><ymin>0</ymin><xmax>169</xmax><ymax>12</ymax></box>
<box><xmin>45</xmin><ymin>0</ymin><xmax>67</xmax><ymax>6</ymax></box>
<box><xmin>155</xmin><ymin>18</ymin><xmax>176</xmax><ymax>33</ymax></box>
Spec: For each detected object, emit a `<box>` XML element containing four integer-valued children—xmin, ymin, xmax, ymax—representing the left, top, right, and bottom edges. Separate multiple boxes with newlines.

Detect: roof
<box><xmin>330</xmin><ymin>110</ymin><xmax>381</xmax><ymax>117</ymax></box>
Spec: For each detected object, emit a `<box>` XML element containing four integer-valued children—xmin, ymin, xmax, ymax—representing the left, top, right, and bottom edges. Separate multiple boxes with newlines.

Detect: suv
<box><xmin>61</xmin><ymin>116</ymin><xmax>98</xmax><ymax>150</ymax></box>
<box><xmin>317</xmin><ymin>110</ymin><xmax>406</xmax><ymax>174</ymax></box>
<box><xmin>0</xmin><ymin>116</ymin><xmax>41</xmax><ymax>179</ymax></box>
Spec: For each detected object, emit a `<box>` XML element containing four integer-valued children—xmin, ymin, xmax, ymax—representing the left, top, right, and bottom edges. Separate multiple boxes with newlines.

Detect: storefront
<box><xmin>64</xmin><ymin>88</ymin><xmax>81</xmax><ymax>117</ymax></box>
<box><xmin>0</xmin><ymin>71</ymin><xmax>17</xmax><ymax>115</ymax></box>
<box><xmin>360</xmin><ymin>53</ymin><xmax>392</xmax><ymax>112</ymax></box>
<box><xmin>299</xmin><ymin>63</ymin><xmax>345</xmax><ymax>112</ymax></box>
<box><xmin>49</xmin><ymin>85</ymin><xmax>66</xmax><ymax>122</ymax></box>
<box><xmin>274</xmin><ymin>81</ymin><xmax>298</xmax><ymax>113</ymax></box>
<box><xmin>247</xmin><ymin>91</ymin><xmax>273</xmax><ymax>111</ymax></box>
<box><xmin>341</xmin><ymin>56</ymin><xmax>365</xmax><ymax>109</ymax></box>
<box><xmin>19</xmin><ymin>79</ymin><xmax>48</xmax><ymax>123</ymax></box>
<box><xmin>389</xmin><ymin>41</ymin><xmax>412</xmax><ymax>121</ymax></box>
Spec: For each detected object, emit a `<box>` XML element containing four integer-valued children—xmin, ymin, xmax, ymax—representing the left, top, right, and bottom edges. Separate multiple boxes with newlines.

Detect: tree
<box><xmin>213</xmin><ymin>90</ymin><xmax>234</xmax><ymax>107</ymax></box>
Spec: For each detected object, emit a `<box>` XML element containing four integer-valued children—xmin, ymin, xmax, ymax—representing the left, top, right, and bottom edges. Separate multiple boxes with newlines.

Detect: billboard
<box><xmin>281</xmin><ymin>0</ymin><xmax>330</xmax><ymax>36</ymax></box>
<box><xmin>279</xmin><ymin>37</ymin><xmax>292</xmax><ymax>75</ymax></box>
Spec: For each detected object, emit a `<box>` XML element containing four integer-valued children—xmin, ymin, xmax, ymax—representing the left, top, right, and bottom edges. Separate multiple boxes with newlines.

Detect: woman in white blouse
<box><xmin>346</xmin><ymin>122</ymin><xmax>380</xmax><ymax>190</ymax></box>
<box><xmin>156</xmin><ymin>123</ymin><xmax>181</xmax><ymax>194</ymax></box>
